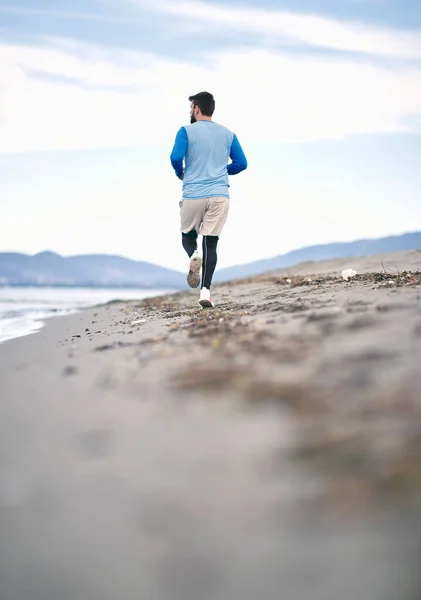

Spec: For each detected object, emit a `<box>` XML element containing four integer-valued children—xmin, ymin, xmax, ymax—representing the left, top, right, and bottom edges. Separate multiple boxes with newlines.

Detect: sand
<box><xmin>1</xmin><ymin>249</ymin><xmax>421</xmax><ymax>600</ymax></box>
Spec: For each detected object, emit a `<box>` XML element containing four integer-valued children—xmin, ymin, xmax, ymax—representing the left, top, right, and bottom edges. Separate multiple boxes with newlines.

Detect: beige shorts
<box><xmin>180</xmin><ymin>196</ymin><xmax>229</xmax><ymax>237</ymax></box>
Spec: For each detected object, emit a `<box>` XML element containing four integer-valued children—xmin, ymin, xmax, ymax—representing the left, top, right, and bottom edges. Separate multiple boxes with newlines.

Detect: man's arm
<box><xmin>170</xmin><ymin>127</ymin><xmax>188</xmax><ymax>179</ymax></box>
<box><xmin>227</xmin><ymin>134</ymin><xmax>247</xmax><ymax>175</ymax></box>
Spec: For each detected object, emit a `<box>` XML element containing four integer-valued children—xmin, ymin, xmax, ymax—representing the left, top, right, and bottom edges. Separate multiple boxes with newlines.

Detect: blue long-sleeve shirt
<box><xmin>170</xmin><ymin>120</ymin><xmax>247</xmax><ymax>199</ymax></box>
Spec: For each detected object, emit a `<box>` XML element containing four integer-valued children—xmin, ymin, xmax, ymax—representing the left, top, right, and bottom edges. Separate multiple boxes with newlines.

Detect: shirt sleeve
<box><xmin>227</xmin><ymin>134</ymin><xmax>247</xmax><ymax>175</ymax></box>
<box><xmin>170</xmin><ymin>127</ymin><xmax>188</xmax><ymax>178</ymax></box>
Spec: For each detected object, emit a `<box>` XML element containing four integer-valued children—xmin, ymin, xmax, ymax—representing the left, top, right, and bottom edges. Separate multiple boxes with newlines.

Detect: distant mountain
<box><xmin>0</xmin><ymin>251</ymin><xmax>185</xmax><ymax>289</ymax></box>
<box><xmin>2</xmin><ymin>231</ymin><xmax>420</xmax><ymax>288</ymax></box>
<box><xmin>214</xmin><ymin>231</ymin><xmax>421</xmax><ymax>282</ymax></box>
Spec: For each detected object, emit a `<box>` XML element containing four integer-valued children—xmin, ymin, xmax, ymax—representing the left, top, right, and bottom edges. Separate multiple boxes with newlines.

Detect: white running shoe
<box><xmin>187</xmin><ymin>251</ymin><xmax>202</xmax><ymax>288</ymax></box>
<box><xmin>199</xmin><ymin>287</ymin><xmax>215</xmax><ymax>308</ymax></box>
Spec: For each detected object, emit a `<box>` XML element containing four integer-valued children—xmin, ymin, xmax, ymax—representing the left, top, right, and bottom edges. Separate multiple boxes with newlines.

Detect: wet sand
<box><xmin>1</xmin><ymin>249</ymin><xmax>421</xmax><ymax>599</ymax></box>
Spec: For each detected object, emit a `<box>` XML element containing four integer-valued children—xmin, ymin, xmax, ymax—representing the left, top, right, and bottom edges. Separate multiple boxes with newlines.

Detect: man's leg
<box><xmin>198</xmin><ymin>197</ymin><xmax>228</xmax><ymax>307</ymax></box>
<box><xmin>180</xmin><ymin>200</ymin><xmax>205</xmax><ymax>289</ymax></box>
<box><xmin>202</xmin><ymin>235</ymin><xmax>219</xmax><ymax>289</ymax></box>
<box><xmin>182</xmin><ymin>229</ymin><xmax>198</xmax><ymax>258</ymax></box>
<box><xmin>182</xmin><ymin>229</ymin><xmax>202</xmax><ymax>289</ymax></box>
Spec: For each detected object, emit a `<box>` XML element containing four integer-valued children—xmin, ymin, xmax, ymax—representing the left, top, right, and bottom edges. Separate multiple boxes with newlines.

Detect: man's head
<box><xmin>188</xmin><ymin>91</ymin><xmax>215</xmax><ymax>124</ymax></box>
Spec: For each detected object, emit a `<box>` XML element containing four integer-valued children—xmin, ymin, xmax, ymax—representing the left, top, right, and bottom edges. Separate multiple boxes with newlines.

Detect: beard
<box><xmin>190</xmin><ymin>114</ymin><xmax>197</xmax><ymax>124</ymax></box>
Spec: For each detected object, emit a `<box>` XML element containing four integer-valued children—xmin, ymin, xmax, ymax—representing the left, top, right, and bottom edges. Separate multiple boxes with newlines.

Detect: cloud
<box><xmin>129</xmin><ymin>0</ymin><xmax>421</xmax><ymax>59</ymax></box>
<box><xmin>0</xmin><ymin>3</ymin><xmax>132</xmax><ymax>23</ymax></box>
<box><xmin>0</xmin><ymin>36</ymin><xmax>421</xmax><ymax>153</ymax></box>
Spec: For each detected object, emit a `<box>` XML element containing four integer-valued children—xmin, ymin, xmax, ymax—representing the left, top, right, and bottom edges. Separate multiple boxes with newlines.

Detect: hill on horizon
<box><xmin>0</xmin><ymin>251</ymin><xmax>185</xmax><ymax>288</ymax></box>
<box><xmin>214</xmin><ymin>231</ymin><xmax>421</xmax><ymax>282</ymax></box>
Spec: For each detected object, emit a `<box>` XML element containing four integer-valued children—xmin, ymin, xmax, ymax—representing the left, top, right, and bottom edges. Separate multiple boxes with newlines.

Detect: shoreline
<box><xmin>0</xmin><ymin>287</ymin><xmax>176</xmax><ymax>345</ymax></box>
<box><xmin>1</xmin><ymin>249</ymin><xmax>421</xmax><ymax>599</ymax></box>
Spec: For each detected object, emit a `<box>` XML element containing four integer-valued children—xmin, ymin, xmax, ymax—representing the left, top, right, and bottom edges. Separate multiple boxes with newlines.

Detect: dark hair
<box><xmin>188</xmin><ymin>91</ymin><xmax>215</xmax><ymax>117</ymax></box>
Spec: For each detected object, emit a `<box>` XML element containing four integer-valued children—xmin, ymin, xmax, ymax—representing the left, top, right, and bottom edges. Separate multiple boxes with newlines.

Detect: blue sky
<box><xmin>0</xmin><ymin>0</ymin><xmax>420</xmax><ymax>270</ymax></box>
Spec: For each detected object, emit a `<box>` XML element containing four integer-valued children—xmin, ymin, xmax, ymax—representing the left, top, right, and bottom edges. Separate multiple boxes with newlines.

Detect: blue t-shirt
<box><xmin>170</xmin><ymin>120</ymin><xmax>247</xmax><ymax>199</ymax></box>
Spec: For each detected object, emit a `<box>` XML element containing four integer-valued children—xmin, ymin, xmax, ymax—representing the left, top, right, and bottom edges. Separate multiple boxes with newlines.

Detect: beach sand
<box><xmin>1</xmin><ymin>248</ymin><xmax>421</xmax><ymax>600</ymax></box>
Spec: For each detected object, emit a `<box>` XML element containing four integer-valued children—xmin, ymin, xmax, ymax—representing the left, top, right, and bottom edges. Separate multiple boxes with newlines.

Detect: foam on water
<box><xmin>0</xmin><ymin>312</ymin><xmax>52</xmax><ymax>343</ymax></box>
<box><xmin>0</xmin><ymin>287</ymin><xmax>174</xmax><ymax>344</ymax></box>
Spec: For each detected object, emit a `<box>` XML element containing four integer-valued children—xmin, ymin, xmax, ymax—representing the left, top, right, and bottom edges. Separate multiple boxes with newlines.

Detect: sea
<box><xmin>0</xmin><ymin>287</ymin><xmax>174</xmax><ymax>345</ymax></box>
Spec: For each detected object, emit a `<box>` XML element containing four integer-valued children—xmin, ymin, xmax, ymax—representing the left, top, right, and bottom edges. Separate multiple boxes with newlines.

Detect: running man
<box><xmin>170</xmin><ymin>91</ymin><xmax>247</xmax><ymax>308</ymax></box>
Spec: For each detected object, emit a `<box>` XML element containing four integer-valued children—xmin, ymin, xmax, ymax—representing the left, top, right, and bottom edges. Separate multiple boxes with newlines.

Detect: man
<box><xmin>170</xmin><ymin>91</ymin><xmax>247</xmax><ymax>308</ymax></box>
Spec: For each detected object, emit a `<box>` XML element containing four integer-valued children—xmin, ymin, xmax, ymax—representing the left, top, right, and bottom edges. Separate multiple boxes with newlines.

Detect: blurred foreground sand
<box><xmin>1</xmin><ymin>249</ymin><xmax>421</xmax><ymax>600</ymax></box>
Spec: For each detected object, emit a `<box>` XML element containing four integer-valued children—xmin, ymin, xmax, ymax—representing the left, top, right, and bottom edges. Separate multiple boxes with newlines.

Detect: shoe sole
<box><xmin>187</xmin><ymin>255</ymin><xmax>202</xmax><ymax>288</ymax></box>
<box><xmin>199</xmin><ymin>299</ymin><xmax>214</xmax><ymax>309</ymax></box>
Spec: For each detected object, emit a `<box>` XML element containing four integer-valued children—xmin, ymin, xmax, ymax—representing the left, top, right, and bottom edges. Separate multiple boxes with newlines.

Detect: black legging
<box><xmin>182</xmin><ymin>231</ymin><xmax>219</xmax><ymax>289</ymax></box>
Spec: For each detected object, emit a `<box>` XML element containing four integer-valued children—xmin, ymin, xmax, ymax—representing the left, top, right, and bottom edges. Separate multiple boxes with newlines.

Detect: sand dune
<box><xmin>263</xmin><ymin>247</ymin><xmax>421</xmax><ymax>278</ymax></box>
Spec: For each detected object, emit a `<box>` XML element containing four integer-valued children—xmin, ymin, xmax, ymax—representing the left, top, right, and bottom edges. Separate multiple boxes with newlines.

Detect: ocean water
<box><xmin>0</xmin><ymin>287</ymin><xmax>174</xmax><ymax>345</ymax></box>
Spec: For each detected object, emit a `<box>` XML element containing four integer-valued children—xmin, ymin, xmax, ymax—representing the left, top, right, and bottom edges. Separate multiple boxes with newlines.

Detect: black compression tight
<box><xmin>182</xmin><ymin>230</ymin><xmax>198</xmax><ymax>257</ymax></box>
<box><xmin>201</xmin><ymin>235</ymin><xmax>219</xmax><ymax>289</ymax></box>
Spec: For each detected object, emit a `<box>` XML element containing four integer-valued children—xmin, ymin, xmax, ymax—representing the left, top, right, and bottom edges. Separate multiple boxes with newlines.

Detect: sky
<box><xmin>0</xmin><ymin>0</ymin><xmax>420</xmax><ymax>271</ymax></box>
